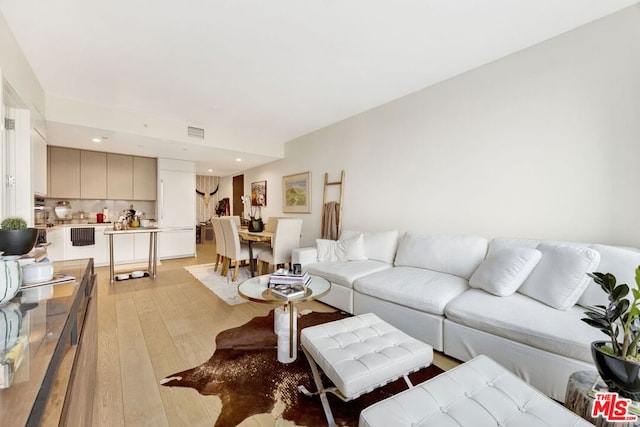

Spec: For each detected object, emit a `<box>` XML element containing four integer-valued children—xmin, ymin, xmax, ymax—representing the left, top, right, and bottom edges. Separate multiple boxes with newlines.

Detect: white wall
<box><xmin>240</xmin><ymin>5</ymin><xmax>640</xmax><ymax>248</ymax></box>
<box><xmin>0</xmin><ymin>12</ymin><xmax>45</xmax><ymax>124</ymax></box>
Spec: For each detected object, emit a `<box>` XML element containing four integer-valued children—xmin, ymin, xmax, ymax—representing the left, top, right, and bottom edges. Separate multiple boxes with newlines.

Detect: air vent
<box><xmin>187</xmin><ymin>126</ymin><xmax>205</xmax><ymax>139</ymax></box>
<box><xmin>4</xmin><ymin>118</ymin><xmax>15</xmax><ymax>130</ymax></box>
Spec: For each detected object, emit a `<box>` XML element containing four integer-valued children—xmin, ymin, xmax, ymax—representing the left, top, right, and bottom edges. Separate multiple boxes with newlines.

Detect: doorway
<box><xmin>232</xmin><ymin>174</ymin><xmax>244</xmax><ymax>218</ymax></box>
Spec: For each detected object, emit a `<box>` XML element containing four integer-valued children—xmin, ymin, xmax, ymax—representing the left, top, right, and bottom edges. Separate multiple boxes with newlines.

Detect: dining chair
<box><xmin>220</xmin><ymin>216</ymin><xmax>265</xmax><ymax>282</ymax></box>
<box><xmin>263</xmin><ymin>217</ymin><xmax>278</xmax><ymax>233</ymax></box>
<box><xmin>210</xmin><ymin>217</ymin><xmax>225</xmax><ymax>272</ymax></box>
<box><xmin>257</xmin><ymin>218</ymin><xmax>303</xmax><ymax>275</ymax></box>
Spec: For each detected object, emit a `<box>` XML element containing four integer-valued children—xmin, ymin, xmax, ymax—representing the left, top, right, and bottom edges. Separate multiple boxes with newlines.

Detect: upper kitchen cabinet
<box><xmin>107</xmin><ymin>153</ymin><xmax>133</xmax><ymax>200</ymax></box>
<box><xmin>133</xmin><ymin>156</ymin><xmax>157</xmax><ymax>200</ymax></box>
<box><xmin>48</xmin><ymin>146</ymin><xmax>80</xmax><ymax>198</ymax></box>
<box><xmin>80</xmin><ymin>150</ymin><xmax>107</xmax><ymax>199</ymax></box>
<box><xmin>48</xmin><ymin>147</ymin><xmax>156</xmax><ymax>201</ymax></box>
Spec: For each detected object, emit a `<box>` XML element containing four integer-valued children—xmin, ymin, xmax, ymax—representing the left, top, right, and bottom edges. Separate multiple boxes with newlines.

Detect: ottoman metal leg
<box><xmin>298</xmin><ymin>346</ymin><xmax>340</xmax><ymax>427</ymax></box>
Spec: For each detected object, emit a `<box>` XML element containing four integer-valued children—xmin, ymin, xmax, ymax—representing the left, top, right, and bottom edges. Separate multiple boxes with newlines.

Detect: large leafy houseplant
<box><xmin>582</xmin><ymin>268</ymin><xmax>640</xmax><ymax>398</ymax></box>
<box><xmin>582</xmin><ymin>269</ymin><xmax>640</xmax><ymax>360</ymax></box>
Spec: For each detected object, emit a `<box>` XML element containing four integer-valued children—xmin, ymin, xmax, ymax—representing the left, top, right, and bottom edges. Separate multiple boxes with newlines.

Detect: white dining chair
<box><xmin>211</xmin><ymin>217</ymin><xmax>225</xmax><ymax>272</ymax></box>
<box><xmin>220</xmin><ymin>216</ymin><xmax>265</xmax><ymax>282</ymax></box>
<box><xmin>257</xmin><ymin>218</ymin><xmax>303</xmax><ymax>275</ymax></box>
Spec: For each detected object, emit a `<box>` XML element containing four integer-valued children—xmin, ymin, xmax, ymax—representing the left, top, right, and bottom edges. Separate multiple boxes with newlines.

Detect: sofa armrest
<box><xmin>292</xmin><ymin>247</ymin><xmax>317</xmax><ymax>267</ymax></box>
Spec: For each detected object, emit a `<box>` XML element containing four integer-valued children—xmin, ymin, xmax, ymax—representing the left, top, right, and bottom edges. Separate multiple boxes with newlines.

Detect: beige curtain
<box><xmin>322</xmin><ymin>201</ymin><xmax>340</xmax><ymax>240</ymax></box>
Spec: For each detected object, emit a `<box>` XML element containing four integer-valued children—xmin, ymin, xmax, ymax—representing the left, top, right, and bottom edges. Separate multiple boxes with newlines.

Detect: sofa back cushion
<box><xmin>394</xmin><ymin>233</ymin><xmax>488</xmax><ymax>279</ymax></box>
<box><xmin>578</xmin><ymin>244</ymin><xmax>640</xmax><ymax>308</ymax></box>
<box><xmin>340</xmin><ymin>230</ymin><xmax>399</xmax><ymax>264</ymax></box>
<box><xmin>518</xmin><ymin>243</ymin><xmax>600</xmax><ymax>310</ymax></box>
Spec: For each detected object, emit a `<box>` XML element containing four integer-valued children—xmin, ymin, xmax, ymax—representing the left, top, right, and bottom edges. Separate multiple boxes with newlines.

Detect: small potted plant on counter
<box><xmin>0</xmin><ymin>217</ymin><xmax>38</xmax><ymax>256</ymax></box>
<box><xmin>582</xmin><ymin>268</ymin><xmax>640</xmax><ymax>399</ymax></box>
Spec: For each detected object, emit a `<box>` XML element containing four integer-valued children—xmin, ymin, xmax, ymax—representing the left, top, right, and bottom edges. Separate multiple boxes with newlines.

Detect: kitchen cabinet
<box><xmin>48</xmin><ymin>146</ymin><xmax>80</xmax><ymax>198</ymax></box>
<box><xmin>157</xmin><ymin>158</ymin><xmax>196</xmax><ymax>259</ymax></box>
<box><xmin>134</xmin><ymin>233</ymin><xmax>151</xmax><ymax>261</ymax></box>
<box><xmin>65</xmin><ymin>226</ymin><xmax>109</xmax><ymax>265</ymax></box>
<box><xmin>46</xmin><ymin>225</ymin><xmax>157</xmax><ymax>266</ymax></box>
<box><xmin>133</xmin><ymin>156</ymin><xmax>157</xmax><ymax>200</ymax></box>
<box><xmin>107</xmin><ymin>153</ymin><xmax>133</xmax><ymax>200</ymax></box>
<box><xmin>31</xmin><ymin>130</ymin><xmax>47</xmax><ymax>196</ymax></box>
<box><xmin>47</xmin><ymin>147</ymin><xmax>156</xmax><ymax>201</ymax></box>
<box><xmin>80</xmin><ymin>150</ymin><xmax>107</xmax><ymax>199</ymax></box>
<box><xmin>157</xmin><ymin>228</ymin><xmax>195</xmax><ymax>259</ymax></box>
<box><xmin>46</xmin><ymin>227</ymin><xmax>65</xmax><ymax>261</ymax></box>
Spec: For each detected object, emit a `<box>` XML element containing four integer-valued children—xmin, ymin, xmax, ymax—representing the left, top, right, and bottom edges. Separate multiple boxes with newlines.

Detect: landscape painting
<box><xmin>283</xmin><ymin>172</ymin><xmax>311</xmax><ymax>213</ymax></box>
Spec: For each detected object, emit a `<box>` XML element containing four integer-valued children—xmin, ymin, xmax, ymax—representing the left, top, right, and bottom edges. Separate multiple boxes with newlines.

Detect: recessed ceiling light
<box><xmin>207</xmin><ymin>169</ymin><xmax>213</xmax><ymax>173</ymax></box>
<box><xmin>91</xmin><ymin>138</ymin><xmax>101</xmax><ymax>143</ymax></box>
<box><xmin>235</xmin><ymin>158</ymin><xmax>242</xmax><ymax>162</ymax></box>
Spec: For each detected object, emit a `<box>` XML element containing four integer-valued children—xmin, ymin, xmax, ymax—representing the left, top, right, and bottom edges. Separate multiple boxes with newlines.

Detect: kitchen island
<box><xmin>104</xmin><ymin>227</ymin><xmax>161</xmax><ymax>284</ymax></box>
<box><xmin>0</xmin><ymin>258</ymin><xmax>96</xmax><ymax>426</ymax></box>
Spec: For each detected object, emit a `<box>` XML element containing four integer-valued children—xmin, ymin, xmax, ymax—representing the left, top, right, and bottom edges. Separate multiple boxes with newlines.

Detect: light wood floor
<box><xmin>92</xmin><ymin>244</ymin><xmax>459</xmax><ymax>426</ymax></box>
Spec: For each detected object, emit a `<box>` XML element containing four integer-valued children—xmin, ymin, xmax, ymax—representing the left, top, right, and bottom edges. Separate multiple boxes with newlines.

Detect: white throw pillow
<box><xmin>316</xmin><ymin>239</ymin><xmax>340</xmax><ymax>262</ymax></box>
<box><xmin>338</xmin><ymin>233</ymin><xmax>368</xmax><ymax>261</ymax></box>
<box><xmin>316</xmin><ymin>234</ymin><xmax>368</xmax><ymax>262</ymax></box>
<box><xmin>341</xmin><ymin>229</ymin><xmax>399</xmax><ymax>264</ymax></box>
<box><xmin>469</xmin><ymin>247</ymin><xmax>542</xmax><ymax>297</ymax></box>
<box><xmin>519</xmin><ymin>243</ymin><xmax>600</xmax><ymax>310</ymax></box>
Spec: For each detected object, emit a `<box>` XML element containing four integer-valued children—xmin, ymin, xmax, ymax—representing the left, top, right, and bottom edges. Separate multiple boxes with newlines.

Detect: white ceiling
<box><xmin>1</xmin><ymin>0</ymin><xmax>638</xmax><ymax>175</ymax></box>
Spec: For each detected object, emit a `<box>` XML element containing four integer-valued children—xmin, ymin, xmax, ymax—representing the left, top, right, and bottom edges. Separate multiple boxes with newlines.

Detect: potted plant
<box><xmin>582</xmin><ymin>268</ymin><xmax>640</xmax><ymax>399</ymax></box>
<box><xmin>0</xmin><ymin>217</ymin><xmax>38</xmax><ymax>256</ymax></box>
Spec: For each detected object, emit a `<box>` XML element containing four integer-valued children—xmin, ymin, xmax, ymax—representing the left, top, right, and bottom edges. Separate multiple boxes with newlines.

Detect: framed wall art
<box><xmin>283</xmin><ymin>171</ymin><xmax>311</xmax><ymax>213</ymax></box>
<box><xmin>251</xmin><ymin>180</ymin><xmax>267</xmax><ymax>206</ymax></box>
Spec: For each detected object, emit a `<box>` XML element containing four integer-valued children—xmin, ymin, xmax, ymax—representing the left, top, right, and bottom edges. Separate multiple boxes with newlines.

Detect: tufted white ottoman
<box><xmin>299</xmin><ymin>313</ymin><xmax>433</xmax><ymax>426</ymax></box>
<box><xmin>359</xmin><ymin>355</ymin><xmax>593</xmax><ymax>427</ymax></box>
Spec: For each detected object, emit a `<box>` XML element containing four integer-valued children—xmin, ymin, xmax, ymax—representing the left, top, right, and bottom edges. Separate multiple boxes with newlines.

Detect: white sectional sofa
<box><xmin>292</xmin><ymin>230</ymin><xmax>640</xmax><ymax>402</ymax></box>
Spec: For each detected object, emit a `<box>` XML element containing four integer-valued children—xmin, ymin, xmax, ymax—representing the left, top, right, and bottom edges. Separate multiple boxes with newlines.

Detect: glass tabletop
<box><xmin>238</xmin><ymin>274</ymin><xmax>331</xmax><ymax>304</ymax></box>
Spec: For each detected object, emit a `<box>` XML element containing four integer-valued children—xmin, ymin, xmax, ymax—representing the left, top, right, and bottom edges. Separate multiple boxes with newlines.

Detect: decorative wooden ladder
<box><xmin>322</xmin><ymin>170</ymin><xmax>345</xmax><ymax>239</ymax></box>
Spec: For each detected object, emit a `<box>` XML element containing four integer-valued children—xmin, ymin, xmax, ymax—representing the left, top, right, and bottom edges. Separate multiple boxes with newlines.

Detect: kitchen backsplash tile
<box><xmin>44</xmin><ymin>199</ymin><xmax>156</xmax><ymax>223</ymax></box>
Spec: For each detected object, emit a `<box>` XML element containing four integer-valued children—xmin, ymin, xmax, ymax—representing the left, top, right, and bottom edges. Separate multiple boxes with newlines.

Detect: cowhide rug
<box><xmin>161</xmin><ymin>310</ymin><xmax>443</xmax><ymax>426</ymax></box>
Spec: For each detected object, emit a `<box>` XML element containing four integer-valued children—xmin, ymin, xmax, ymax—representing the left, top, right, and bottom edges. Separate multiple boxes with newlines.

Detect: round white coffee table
<box><xmin>238</xmin><ymin>274</ymin><xmax>331</xmax><ymax>363</ymax></box>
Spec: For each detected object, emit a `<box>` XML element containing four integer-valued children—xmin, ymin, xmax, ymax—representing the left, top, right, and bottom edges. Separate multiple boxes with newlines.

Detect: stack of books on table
<box><xmin>271</xmin><ymin>283</ymin><xmax>307</xmax><ymax>300</ymax></box>
<box><xmin>268</xmin><ymin>269</ymin><xmax>310</xmax><ymax>300</ymax></box>
<box><xmin>269</xmin><ymin>269</ymin><xmax>311</xmax><ymax>287</ymax></box>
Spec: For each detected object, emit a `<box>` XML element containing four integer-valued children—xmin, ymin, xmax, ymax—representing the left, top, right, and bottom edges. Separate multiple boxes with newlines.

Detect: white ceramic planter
<box><xmin>21</xmin><ymin>261</ymin><xmax>54</xmax><ymax>284</ymax></box>
<box><xmin>0</xmin><ymin>260</ymin><xmax>22</xmax><ymax>306</ymax></box>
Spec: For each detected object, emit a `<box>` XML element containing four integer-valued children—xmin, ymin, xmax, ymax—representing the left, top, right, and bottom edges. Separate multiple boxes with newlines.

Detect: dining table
<box><xmin>237</xmin><ymin>228</ymin><xmax>274</xmax><ymax>276</ymax></box>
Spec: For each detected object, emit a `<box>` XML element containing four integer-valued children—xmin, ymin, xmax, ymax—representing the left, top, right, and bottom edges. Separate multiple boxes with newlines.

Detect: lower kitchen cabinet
<box><xmin>47</xmin><ymin>225</ymin><xmax>187</xmax><ymax>265</ymax></box>
<box><xmin>46</xmin><ymin>227</ymin><xmax>65</xmax><ymax>261</ymax></box>
<box><xmin>64</xmin><ymin>226</ymin><xmax>109</xmax><ymax>265</ymax></box>
<box><xmin>158</xmin><ymin>228</ymin><xmax>196</xmax><ymax>259</ymax></box>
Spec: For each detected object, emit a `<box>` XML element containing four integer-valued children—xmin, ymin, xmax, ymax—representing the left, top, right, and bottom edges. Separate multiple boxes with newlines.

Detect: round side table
<box><xmin>565</xmin><ymin>370</ymin><xmax>639</xmax><ymax>427</ymax></box>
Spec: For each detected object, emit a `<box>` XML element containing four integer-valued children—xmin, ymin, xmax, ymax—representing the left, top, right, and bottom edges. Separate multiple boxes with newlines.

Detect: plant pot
<box><xmin>249</xmin><ymin>218</ymin><xmax>264</xmax><ymax>232</ymax></box>
<box><xmin>592</xmin><ymin>340</ymin><xmax>640</xmax><ymax>400</ymax></box>
<box><xmin>0</xmin><ymin>228</ymin><xmax>38</xmax><ymax>255</ymax></box>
